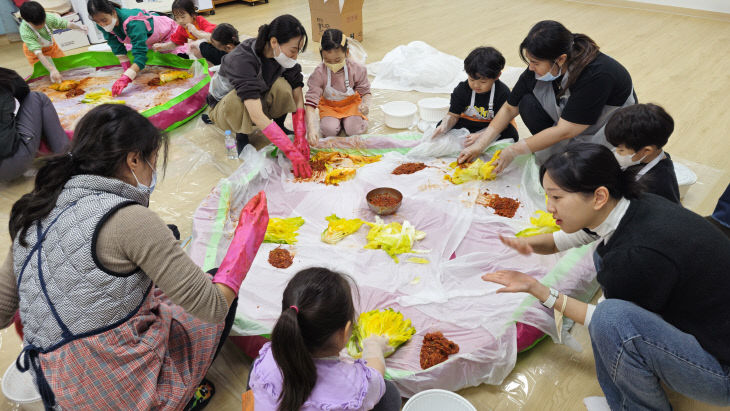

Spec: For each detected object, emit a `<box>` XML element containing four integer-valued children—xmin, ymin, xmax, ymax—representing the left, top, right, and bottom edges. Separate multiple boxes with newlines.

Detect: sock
<box><xmin>274</xmin><ymin>114</ymin><xmax>293</xmax><ymax>135</ymax></box>
<box><xmin>236</xmin><ymin>133</ymin><xmax>249</xmax><ymax>155</ymax></box>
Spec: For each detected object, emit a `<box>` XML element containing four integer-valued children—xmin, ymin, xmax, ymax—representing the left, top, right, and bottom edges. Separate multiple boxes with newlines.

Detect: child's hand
<box><xmin>152</xmin><ymin>43</ymin><xmax>165</xmax><ymax>52</ymax></box>
<box><xmin>359</xmin><ymin>102</ymin><xmax>369</xmax><ymax>116</ymax></box>
<box><xmin>186</xmin><ymin>23</ymin><xmax>200</xmax><ymax>36</ymax></box>
<box><xmin>50</xmin><ymin>69</ymin><xmax>63</xmax><ymax>83</ymax></box>
<box><xmin>306</xmin><ymin>122</ymin><xmax>319</xmax><ymax>146</ymax></box>
<box><xmin>76</xmin><ymin>24</ymin><xmax>88</xmax><ymax>33</ymax></box>
<box><xmin>499</xmin><ymin>235</ymin><xmax>533</xmax><ymax>256</ymax></box>
<box><xmin>363</xmin><ymin>335</ymin><xmax>393</xmax><ymax>356</ymax></box>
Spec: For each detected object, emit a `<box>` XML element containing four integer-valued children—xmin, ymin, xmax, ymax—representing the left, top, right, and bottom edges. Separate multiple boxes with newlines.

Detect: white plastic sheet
<box><xmin>189</xmin><ymin>135</ymin><xmax>599</xmax><ymax>396</ymax></box>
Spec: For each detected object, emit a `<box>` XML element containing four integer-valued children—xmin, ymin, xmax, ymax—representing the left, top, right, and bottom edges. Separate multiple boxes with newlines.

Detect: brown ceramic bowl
<box><xmin>366</xmin><ymin>187</ymin><xmax>403</xmax><ymax>215</ymax></box>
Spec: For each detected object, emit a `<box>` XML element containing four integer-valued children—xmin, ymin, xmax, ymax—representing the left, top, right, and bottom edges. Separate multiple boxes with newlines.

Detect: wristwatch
<box><xmin>542</xmin><ymin>287</ymin><xmax>559</xmax><ymax>309</ymax></box>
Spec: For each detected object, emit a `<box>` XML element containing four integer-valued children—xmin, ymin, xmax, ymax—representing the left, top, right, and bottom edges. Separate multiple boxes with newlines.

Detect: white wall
<box><xmin>627</xmin><ymin>0</ymin><xmax>730</xmax><ymax>14</ymax></box>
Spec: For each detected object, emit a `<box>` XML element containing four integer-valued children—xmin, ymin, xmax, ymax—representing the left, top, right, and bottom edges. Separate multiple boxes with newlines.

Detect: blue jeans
<box><xmin>589</xmin><ymin>299</ymin><xmax>730</xmax><ymax>410</ymax></box>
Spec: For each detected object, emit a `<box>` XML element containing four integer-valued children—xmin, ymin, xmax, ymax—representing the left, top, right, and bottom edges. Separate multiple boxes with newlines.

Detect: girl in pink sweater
<box><xmin>305</xmin><ymin>29</ymin><xmax>370</xmax><ymax>140</ymax></box>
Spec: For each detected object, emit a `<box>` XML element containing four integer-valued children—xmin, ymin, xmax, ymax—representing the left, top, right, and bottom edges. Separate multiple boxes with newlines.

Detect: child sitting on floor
<box><xmin>432</xmin><ymin>46</ymin><xmax>518</xmax><ymax>142</ymax></box>
<box><xmin>606</xmin><ymin>103</ymin><xmax>681</xmax><ymax>203</ymax></box>
<box><xmin>151</xmin><ymin>0</ymin><xmax>217</xmax><ymax>62</ymax></box>
<box><xmin>249</xmin><ymin>267</ymin><xmax>401</xmax><ymax>411</ymax></box>
<box><xmin>19</xmin><ymin>1</ymin><xmax>87</xmax><ymax>83</ymax></box>
<box><xmin>305</xmin><ymin>28</ymin><xmax>370</xmax><ymax>140</ymax></box>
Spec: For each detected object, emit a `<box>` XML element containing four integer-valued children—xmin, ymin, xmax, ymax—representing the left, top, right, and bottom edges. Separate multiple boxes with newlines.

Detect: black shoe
<box><xmin>236</xmin><ymin>133</ymin><xmax>249</xmax><ymax>155</ymax></box>
<box><xmin>201</xmin><ymin>114</ymin><xmax>213</xmax><ymax>124</ymax></box>
<box><xmin>274</xmin><ymin>114</ymin><xmax>293</xmax><ymax>135</ymax></box>
<box><xmin>184</xmin><ymin>378</ymin><xmax>215</xmax><ymax>411</ymax></box>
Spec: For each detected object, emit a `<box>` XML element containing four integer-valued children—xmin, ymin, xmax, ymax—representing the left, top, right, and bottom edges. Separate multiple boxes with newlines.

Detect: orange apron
<box><xmin>459</xmin><ymin>84</ymin><xmax>517</xmax><ymax>129</ymax></box>
<box><xmin>23</xmin><ymin>41</ymin><xmax>65</xmax><ymax>65</ymax></box>
<box><xmin>317</xmin><ymin>63</ymin><xmax>367</xmax><ymax>120</ymax></box>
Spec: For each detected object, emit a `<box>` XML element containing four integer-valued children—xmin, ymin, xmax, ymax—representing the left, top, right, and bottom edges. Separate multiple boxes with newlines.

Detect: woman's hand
<box><xmin>494</xmin><ymin>140</ymin><xmax>531</xmax><ymax>174</ymax></box>
<box><xmin>463</xmin><ymin>132</ymin><xmax>480</xmax><ymax>147</ymax></box>
<box><xmin>457</xmin><ymin>142</ymin><xmax>483</xmax><ymax>164</ymax></box>
<box><xmin>499</xmin><ymin>235</ymin><xmax>533</xmax><ymax>256</ymax></box>
<box><xmin>482</xmin><ymin>270</ymin><xmax>539</xmax><ymax>295</ymax></box>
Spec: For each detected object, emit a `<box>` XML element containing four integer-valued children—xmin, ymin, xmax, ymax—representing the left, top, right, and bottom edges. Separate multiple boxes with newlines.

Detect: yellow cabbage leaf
<box><xmin>515</xmin><ymin>210</ymin><xmax>560</xmax><ymax>237</ymax></box>
<box><xmin>321</xmin><ymin>214</ymin><xmax>364</xmax><ymax>244</ymax></box>
<box><xmin>346</xmin><ymin>308</ymin><xmax>416</xmax><ymax>358</ymax></box>
<box><xmin>445</xmin><ymin>150</ymin><xmax>501</xmax><ymax>184</ymax></box>
<box><xmin>264</xmin><ymin>217</ymin><xmax>305</xmax><ymax>244</ymax></box>
<box><xmin>364</xmin><ymin>217</ymin><xmax>427</xmax><ymax>263</ymax></box>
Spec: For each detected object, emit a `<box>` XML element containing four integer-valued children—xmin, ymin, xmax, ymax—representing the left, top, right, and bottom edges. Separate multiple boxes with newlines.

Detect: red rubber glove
<box><xmin>111</xmin><ymin>74</ymin><xmax>132</xmax><ymax>97</ymax></box>
<box><xmin>120</xmin><ymin>61</ymin><xmax>131</xmax><ymax>71</ymax></box>
<box><xmin>292</xmin><ymin>108</ymin><xmax>310</xmax><ymax>159</ymax></box>
<box><xmin>213</xmin><ymin>191</ymin><xmax>269</xmax><ymax>295</ymax></box>
<box><xmin>117</xmin><ymin>55</ymin><xmax>131</xmax><ymax>71</ymax></box>
<box><xmin>262</xmin><ymin>122</ymin><xmax>312</xmax><ymax>178</ymax></box>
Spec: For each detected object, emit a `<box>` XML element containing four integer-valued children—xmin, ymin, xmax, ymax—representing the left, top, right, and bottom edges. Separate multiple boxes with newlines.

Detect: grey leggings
<box><xmin>0</xmin><ymin>91</ymin><xmax>68</xmax><ymax>181</ymax></box>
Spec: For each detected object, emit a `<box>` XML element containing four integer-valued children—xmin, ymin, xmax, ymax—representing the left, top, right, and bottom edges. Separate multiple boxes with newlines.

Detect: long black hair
<box><xmin>9</xmin><ymin>104</ymin><xmax>168</xmax><ymax>246</ymax></box>
<box><xmin>540</xmin><ymin>143</ymin><xmax>644</xmax><ymax>200</ymax></box>
<box><xmin>254</xmin><ymin>14</ymin><xmax>308</xmax><ymax>57</ymax></box>
<box><xmin>0</xmin><ymin>67</ymin><xmax>22</xmax><ymax>95</ymax></box>
<box><xmin>520</xmin><ymin>20</ymin><xmax>599</xmax><ymax>97</ymax></box>
<box><xmin>87</xmin><ymin>0</ymin><xmax>118</xmax><ymax>18</ymax></box>
<box><xmin>270</xmin><ymin>267</ymin><xmax>356</xmax><ymax>411</ymax></box>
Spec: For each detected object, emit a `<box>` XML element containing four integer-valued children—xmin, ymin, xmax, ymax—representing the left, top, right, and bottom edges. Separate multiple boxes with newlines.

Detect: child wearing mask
<box><xmin>606</xmin><ymin>103</ymin><xmax>680</xmax><ymax>203</ymax></box>
<box><xmin>305</xmin><ymin>28</ymin><xmax>370</xmax><ymax>141</ymax></box>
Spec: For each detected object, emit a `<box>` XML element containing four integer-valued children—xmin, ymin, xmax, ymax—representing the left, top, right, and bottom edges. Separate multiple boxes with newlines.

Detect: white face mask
<box><xmin>274</xmin><ymin>43</ymin><xmax>297</xmax><ymax>69</ymax></box>
<box><xmin>101</xmin><ymin>16</ymin><xmax>117</xmax><ymax>33</ymax></box>
<box><xmin>535</xmin><ymin>61</ymin><xmax>562</xmax><ymax>82</ymax></box>
<box><xmin>131</xmin><ymin>160</ymin><xmax>157</xmax><ymax>194</ymax></box>
<box><xmin>613</xmin><ymin>149</ymin><xmax>646</xmax><ymax>170</ymax></box>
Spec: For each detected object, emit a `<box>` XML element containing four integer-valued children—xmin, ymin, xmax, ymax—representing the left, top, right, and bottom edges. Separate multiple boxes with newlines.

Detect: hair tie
<box><xmin>289</xmin><ymin>305</ymin><xmax>299</xmax><ymax>313</ymax></box>
<box><xmin>340</xmin><ymin>35</ymin><xmax>346</xmax><ymax>47</ymax></box>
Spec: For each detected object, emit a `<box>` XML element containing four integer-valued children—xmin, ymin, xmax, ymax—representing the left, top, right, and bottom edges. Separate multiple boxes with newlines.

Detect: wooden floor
<box><xmin>1</xmin><ymin>0</ymin><xmax>729</xmax><ymax>409</ymax></box>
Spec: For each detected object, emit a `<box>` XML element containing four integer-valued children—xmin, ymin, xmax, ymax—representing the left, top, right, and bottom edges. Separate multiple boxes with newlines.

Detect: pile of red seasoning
<box><xmin>369</xmin><ymin>193</ymin><xmax>399</xmax><ymax>207</ymax></box>
<box><xmin>392</xmin><ymin>162</ymin><xmax>427</xmax><ymax>175</ymax></box>
<box><xmin>268</xmin><ymin>247</ymin><xmax>293</xmax><ymax>269</ymax></box>
<box><xmin>477</xmin><ymin>193</ymin><xmax>521</xmax><ymax>218</ymax></box>
<box><xmin>420</xmin><ymin>331</ymin><xmax>459</xmax><ymax>369</ymax></box>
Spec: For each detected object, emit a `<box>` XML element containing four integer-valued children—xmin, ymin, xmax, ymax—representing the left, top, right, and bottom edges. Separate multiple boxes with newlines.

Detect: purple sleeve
<box><xmin>359</xmin><ymin>363</ymin><xmax>386</xmax><ymax>410</ymax></box>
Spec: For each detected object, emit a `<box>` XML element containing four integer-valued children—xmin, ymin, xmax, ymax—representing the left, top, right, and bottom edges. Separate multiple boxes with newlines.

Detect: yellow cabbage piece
<box><xmin>364</xmin><ymin>217</ymin><xmax>427</xmax><ymax>263</ymax></box>
<box><xmin>445</xmin><ymin>150</ymin><xmax>501</xmax><ymax>184</ymax></box>
<box><xmin>346</xmin><ymin>308</ymin><xmax>416</xmax><ymax>358</ymax></box>
<box><xmin>406</xmin><ymin>257</ymin><xmax>430</xmax><ymax>264</ymax></box>
<box><xmin>324</xmin><ymin>167</ymin><xmax>356</xmax><ymax>185</ymax></box>
<box><xmin>264</xmin><ymin>217</ymin><xmax>305</xmax><ymax>244</ymax></box>
<box><xmin>515</xmin><ymin>210</ymin><xmax>560</xmax><ymax>237</ymax></box>
<box><xmin>49</xmin><ymin>80</ymin><xmax>79</xmax><ymax>91</ymax></box>
<box><xmin>81</xmin><ymin>89</ymin><xmax>125</xmax><ymax>105</ymax></box>
<box><xmin>321</xmin><ymin>214</ymin><xmax>364</xmax><ymax>244</ymax></box>
<box><xmin>159</xmin><ymin>70</ymin><xmax>193</xmax><ymax>84</ymax></box>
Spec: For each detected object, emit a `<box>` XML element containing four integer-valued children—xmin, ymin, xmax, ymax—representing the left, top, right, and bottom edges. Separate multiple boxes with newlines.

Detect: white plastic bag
<box><xmin>406</xmin><ymin>126</ymin><xmax>471</xmax><ymax>159</ymax></box>
<box><xmin>368</xmin><ymin>41</ymin><xmax>467</xmax><ymax>93</ymax></box>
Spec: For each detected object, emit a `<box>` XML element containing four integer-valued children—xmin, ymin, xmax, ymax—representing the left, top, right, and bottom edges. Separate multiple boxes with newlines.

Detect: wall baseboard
<box><xmin>565</xmin><ymin>0</ymin><xmax>730</xmax><ymax>21</ymax></box>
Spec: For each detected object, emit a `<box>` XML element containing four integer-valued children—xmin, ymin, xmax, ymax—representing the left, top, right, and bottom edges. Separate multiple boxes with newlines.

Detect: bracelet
<box><xmin>542</xmin><ymin>287</ymin><xmax>558</xmax><ymax>309</ymax></box>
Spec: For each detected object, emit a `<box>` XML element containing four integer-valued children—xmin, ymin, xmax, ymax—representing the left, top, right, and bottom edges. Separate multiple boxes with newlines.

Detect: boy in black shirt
<box><xmin>606</xmin><ymin>103</ymin><xmax>681</xmax><ymax>203</ymax></box>
<box><xmin>432</xmin><ymin>47</ymin><xmax>518</xmax><ymax>141</ymax></box>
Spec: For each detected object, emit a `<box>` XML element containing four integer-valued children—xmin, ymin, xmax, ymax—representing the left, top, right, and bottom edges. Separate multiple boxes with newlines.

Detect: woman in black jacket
<box><xmin>0</xmin><ymin>67</ymin><xmax>68</xmax><ymax>181</ymax></box>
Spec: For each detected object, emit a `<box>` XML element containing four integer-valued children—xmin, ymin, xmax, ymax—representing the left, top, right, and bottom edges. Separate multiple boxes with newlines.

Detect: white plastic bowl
<box><xmin>382</xmin><ymin>101</ymin><xmax>417</xmax><ymax>129</ymax></box>
<box><xmin>673</xmin><ymin>161</ymin><xmax>697</xmax><ymax>200</ymax></box>
<box><xmin>2</xmin><ymin>362</ymin><xmax>43</xmax><ymax>411</ymax></box>
<box><xmin>417</xmin><ymin>97</ymin><xmax>450</xmax><ymax>122</ymax></box>
<box><xmin>402</xmin><ymin>389</ymin><xmax>477</xmax><ymax>411</ymax></box>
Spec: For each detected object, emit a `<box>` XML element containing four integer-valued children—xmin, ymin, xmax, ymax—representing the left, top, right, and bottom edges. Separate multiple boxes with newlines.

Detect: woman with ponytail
<box><xmin>249</xmin><ymin>268</ymin><xmax>402</xmax><ymax>410</ymax></box>
<box><xmin>207</xmin><ymin>14</ymin><xmax>312</xmax><ymax>178</ymax></box>
<box><xmin>0</xmin><ymin>104</ymin><xmax>268</xmax><ymax>410</ymax></box>
<box><xmin>0</xmin><ymin>67</ymin><xmax>69</xmax><ymax>181</ymax></box>
<box><xmin>483</xmin><ymin>143</ymin><xmax>730</xmax><ymax>410</ymax></box>
<box><xmin>459</xmin><ymin>20</ymin><xmax>636</xmax><ymax>171</ymax></box>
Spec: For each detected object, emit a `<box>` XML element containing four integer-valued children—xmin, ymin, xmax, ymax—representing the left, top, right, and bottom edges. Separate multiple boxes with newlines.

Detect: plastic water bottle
<box><xmin>224</xmin><ymin>130</ymin><xmax>237</xmax><ymax>160</ymax></box>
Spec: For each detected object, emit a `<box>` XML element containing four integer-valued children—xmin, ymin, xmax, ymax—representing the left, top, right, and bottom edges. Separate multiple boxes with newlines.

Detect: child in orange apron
<box><xmin>19</xmin><ymin>1</ymin><xmax>88</xmax><ymax>83</ymax></box>
<box><xmin>305</xmin><ymin>29</ymin><xmax>370</xmax><ymax>140</ymax></box>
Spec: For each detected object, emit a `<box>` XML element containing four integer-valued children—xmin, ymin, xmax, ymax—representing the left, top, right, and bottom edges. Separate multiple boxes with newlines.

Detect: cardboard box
<box><xmin>308</xmin><ymin>0</ymin><xmax>364</xmax><ymax>43</ymax></box>
<box><xmin>54</xmin><ymin>12</ymin><xmax>90</xmax><ymax>51</ymax></box>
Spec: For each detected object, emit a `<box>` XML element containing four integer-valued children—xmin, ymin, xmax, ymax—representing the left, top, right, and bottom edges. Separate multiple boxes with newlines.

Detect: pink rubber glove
<box><xmin>213</xmin><ymin>191</ymin><xmax>269</xmax><ymax>295</ymax></box>
<box><xmin>292</xmin><ymin>108</ymin><xmax>310</xmax><ymax>159</ymax></box>
<box><xmin>117</xmin><ymin>55</ymin><xmax>131</xmax><ymax>71</ymax></box>
<box><xmin>120</xmin><ymin>61</ymin><xmax>131</xmax><ymax>71</ymax></box>
<box><xmin>263</xmin><ymin>122</ymin><xmax>312</xmax><ymax>178</ymax></box>
<box><xmin>112</xmin><ymin>74</ymin><xmax>132</xmax><ymax>97</ymax></box>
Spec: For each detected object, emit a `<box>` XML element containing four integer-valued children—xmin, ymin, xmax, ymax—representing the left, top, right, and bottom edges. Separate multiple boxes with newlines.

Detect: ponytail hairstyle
<box><xmin>211</xmin><ymin>23</ymin><xmax>240</xmax><ymax>46</ymax></box>
<box><xmin>87</xmin><ymin>0</ymin><xmax>119</xmax><ymax>19</ymax></box>
<box><xmin>254</xmin><ymin>14</ymin><xmax>308</xmax><ymax>57</ymax></box>
<box><xmin>9</xmin><ymin>104</ymin><xmax>168</xmax><ymax>246</ymax></box>
<box><xmin>520</xmin><ymin>20</ymin><xmax>600</xmax><ymax>97</ymax></box>
<box><xmin>540</xmin><ymin>143</ymin><xmax>644</xmax><ymax>200</ymax></box>
<box><xmin>320</xmin><ymin>28</ymin><xmax>348</xmax><ymax>54</ymax></box>
<box><xmin>270</xmin><ymin>267</ymin><xmax>356</xmax><ymax>411</ymax></box>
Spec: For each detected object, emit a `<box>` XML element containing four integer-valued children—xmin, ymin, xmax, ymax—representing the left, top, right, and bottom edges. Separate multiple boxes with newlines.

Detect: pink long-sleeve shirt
<box><xmin>305</xmin><ymin>59</ymin><xmax>370</xmax><ymax>107</ymax></box>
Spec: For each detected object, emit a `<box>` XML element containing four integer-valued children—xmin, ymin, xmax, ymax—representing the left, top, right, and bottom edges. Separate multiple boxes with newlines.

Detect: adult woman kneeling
<box><xmin>208</xmin><ymin>14</ymin><xmax>312</xmax><ymax>178</ymax></box>
<box><xmin>485</xmin><ymin>143</ymin><xmax>730</xmax><ymax>410</ymax></box>
<box><xmin>459</xmin><ymin>20</ymin><xmax>635</xmax><ymax>171</ymax></box>
<box><xmin>0</xmin><ymin>67</ymin><xmax>69</xmax><ymax>181</ymax></box>
<box><xmin>0</xmin><ymin>104</ymin><xmax>269</xmax><ymax>410</ymax></box>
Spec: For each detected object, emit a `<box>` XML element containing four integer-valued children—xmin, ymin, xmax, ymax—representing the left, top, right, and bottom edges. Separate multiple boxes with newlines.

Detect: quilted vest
<box><xmin>12</xmin><ymin>175</ymin><xmax>153</xmax><ymax>407</ymax></box>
